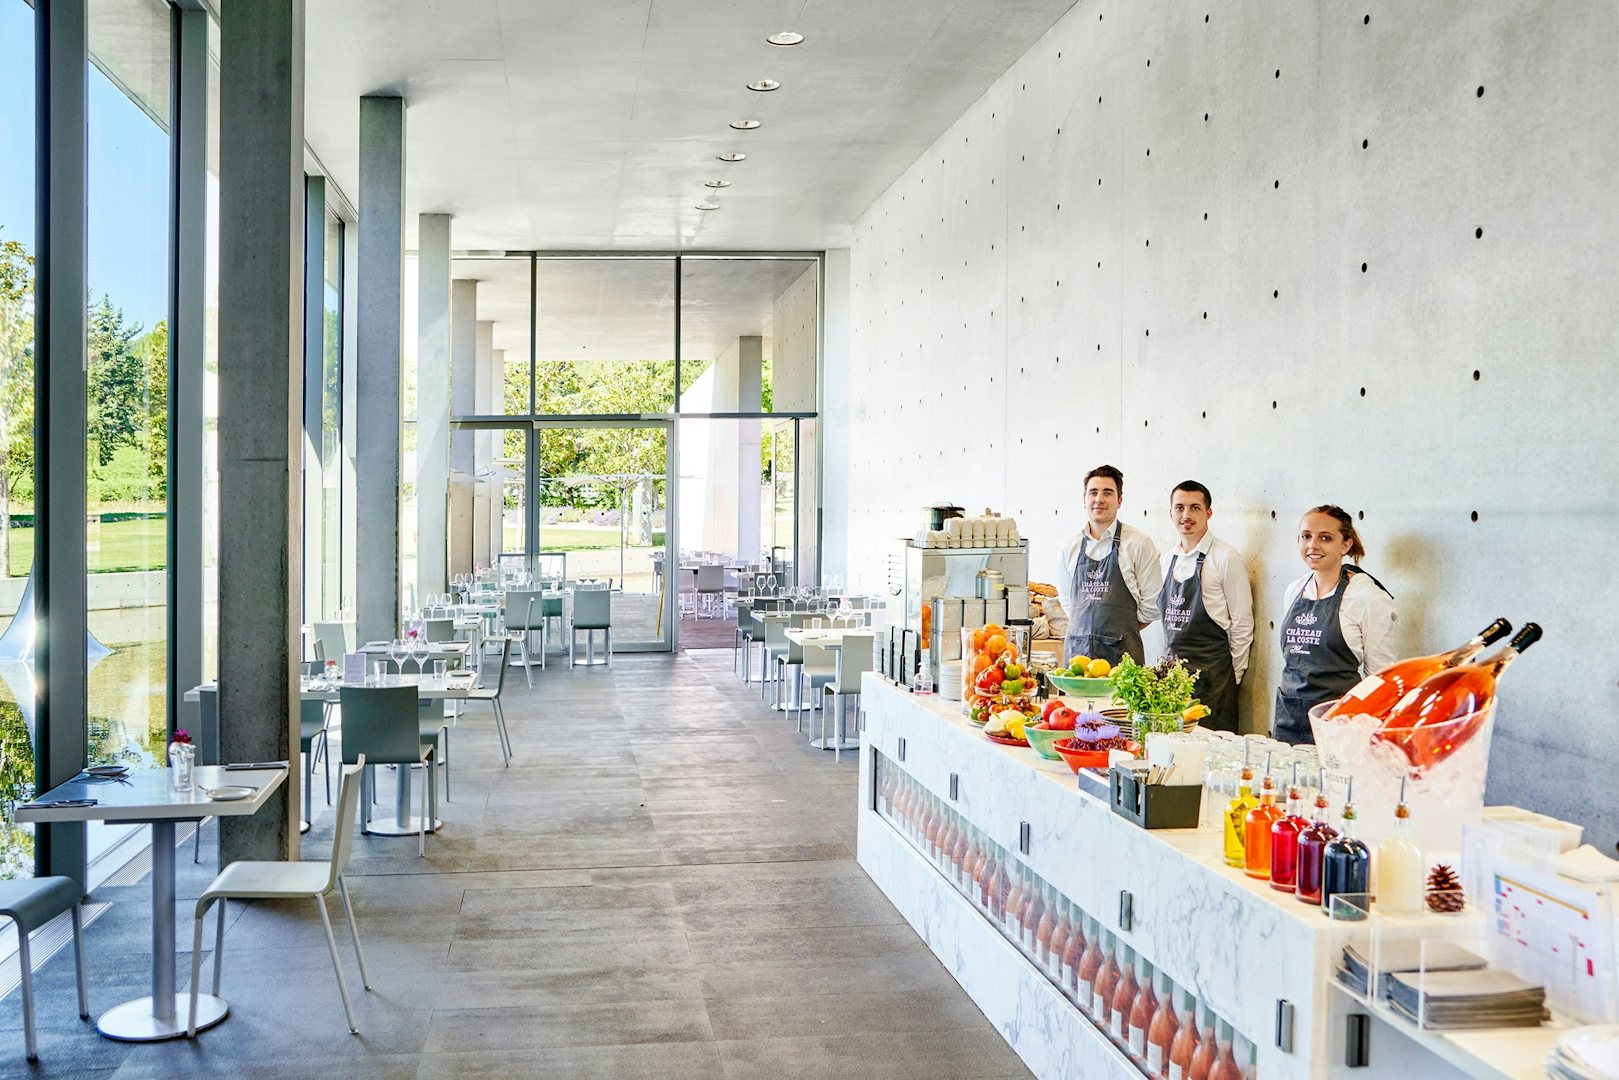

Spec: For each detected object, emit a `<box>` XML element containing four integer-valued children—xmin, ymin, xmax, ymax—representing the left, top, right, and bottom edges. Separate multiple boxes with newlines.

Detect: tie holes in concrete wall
<box><xmin>1477</xmin><ymin>86</ymin><xmax>1485</xmax><ymax>97</ymax></box>
<box><xmin>1359</xmin><ymin>387</ymin><xmax>1366</xmax><ymax>397</ymax></box>
<box><xmin>1364</xmin><ymin>14</ymin><xmax>1371</xmax><ymax>24</ymax></box>
<box><xmin>1273</xmin><ymin>179</ymin><xmax>1279</xmax><ymax>189</ymax></box>
<box><xmin>1475</xmin><ymin>227</ymin><xmax>1484</xmax><ymax>239</ymax></box>
<box><xmin>1361</xmin><ymin>262</ymin><xmax>1368</xmax><ymax>273</ymax></box>
<box><xmin>1473</xmin><ymin>370</ymin><xmax>1481</xmax><ymax>381</ymax></box>
<box><xmin>1272</xmin><ymin>289</ymin><xmax>1279</xmax><ymax>299</ymax></box>
<box><xmin>1270</xmin><ymin>511</ymin><xmax>1277</xmax><ymax>520</ymax></box>
<box><xmin>1275</xmin><ymin>69</ymin><xmax>1281</xmax><ymax>78</ymax></box>
<box><xmin>1358</xmin><ymin>510</ymin><xmax>1365</xmax><ymax>520</ymax></box>
<box><xmin>1201</xmin><ymin>411</ymin><xmax>1207</xmax><ymax>418</ymax></box>
<box><xmin>1272</xmin><ymin>401</ymin><xmax>1278</xmax><ymax>410</ymax></box>
<box><xmin>1362</xmin><ymin>139</ymin><xmax>1369</xmax><ymax>149</ymax></box>
<box><xmin>1471</xmin><ymin>511</ymin><xmax>1479</xmax><ymax>522</ymax></box>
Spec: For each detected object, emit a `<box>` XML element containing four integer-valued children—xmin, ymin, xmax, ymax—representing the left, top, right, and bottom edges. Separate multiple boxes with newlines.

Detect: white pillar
<box><xmin>416</xmin><ymin>213</ymin><xmax>451</xmax><ymax>600</ymax></box>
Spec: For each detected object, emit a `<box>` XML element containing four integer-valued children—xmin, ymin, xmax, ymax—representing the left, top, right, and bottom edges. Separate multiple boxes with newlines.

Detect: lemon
<box><xmin>1085</xmin><ymin>657</ymin><xmax>1112</xmax><ymax>678</ymax></box>
<box><xmin>1068</xmin><ymin>654</ymin><xmax>1090</xmax><ymax>674</ymax></box>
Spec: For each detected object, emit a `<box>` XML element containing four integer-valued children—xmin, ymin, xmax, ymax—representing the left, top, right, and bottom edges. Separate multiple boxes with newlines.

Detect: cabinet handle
<box><xmin>1275</xmin><ymin>999</ymin><xmax>1295</xmax><ymax>1053</ymax></box>
<box><xmin>897</xmin><ymin>737</ymin><xmax>906</xmax><ymax>762</ymax></box>
<box><xmin>948</xmin><ymin>772</ymin><xmax>959</xmax><ymax>800</ymax></box>
<box><xmin>1018</xmin><ymin>820</ymin><xmax>1031</xmax><ymax>855</ymax></box>
<box><xmin>1118</xmin><ymin>889</ymin><xmax>1133</xmax><ymax>932</ymax></box>
<box><xmin>1345</xmin><ymin>1013</ymin><xmax>1369</xmax><ymax>1067</ymax></box>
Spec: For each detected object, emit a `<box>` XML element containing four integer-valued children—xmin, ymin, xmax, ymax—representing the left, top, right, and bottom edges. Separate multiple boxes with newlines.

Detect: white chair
<box><xmin>695</xmin><ymin>564</ymin><xmax>725</xmax><ymax>618</ymax></box>
<box><xmin>677</xmin><ymin>567</ymin><xmax>697</xmax><ymax>618</ymax></box>
<box><xmin>464</xmin><ymin>639</ymin><xmax>514</xmax><ymax>765</ymax></box>
<box><xmin>501</xmin><ymin>590</ymin><xmax>543</xmax><ymax>688</ymax></box>
<box><xmin>188</xmin><ymin>758</ymin><xmax>372</xmax><ymax>1036</ymax></box>
<box><xmin>570</xmin><ymin>587</ymin><xmax>613</xmax><ymax>668</ymax></box>
<box><xmin>822</xmin><ymin>633</ymin><xmax>874</xmax><ymax>762</ymax></box>
<box><xmin>796</xmin><ymin>631</ymin><xmax>838</xmax><ymax>732</ymax></box>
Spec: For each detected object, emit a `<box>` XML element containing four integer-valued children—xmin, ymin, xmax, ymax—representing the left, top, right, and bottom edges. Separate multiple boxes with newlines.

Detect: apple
<box><xmin>1048</xmin><ymin>706</ymin><xmax>1078</xmax><ymax>731</ymax></box>
<box><xmin>1041</xmin><ymin>699</ymin><xmax>1065</xmax><ymax>722</ymax></box>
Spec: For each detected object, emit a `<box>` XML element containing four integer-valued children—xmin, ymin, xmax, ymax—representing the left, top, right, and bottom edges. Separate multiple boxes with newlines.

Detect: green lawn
<box><xmin>526</xmin><ymin>526</ymin><xmax>666</xmax><ymax>551</ymax></box>
<box><xmin>6</xmin><ymin>518</ymin><xmax>168</xmax><ymax>576</ymax></box>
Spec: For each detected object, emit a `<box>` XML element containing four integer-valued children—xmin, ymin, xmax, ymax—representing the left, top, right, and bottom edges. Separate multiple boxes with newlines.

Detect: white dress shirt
<box><xmin>1159</xmin><ymin>532</ymin><xmax>1256</xmax><ymax>681</ymax></box>
<box><xmin>1281</xmin><ymin>568</ymin><xmax>1399</xmax><ymax>677</ymax></box>
<box><xmin>1058</xmin><ymin>521</ymin><xmax>1163</xmax><ymax>627</ymax></box>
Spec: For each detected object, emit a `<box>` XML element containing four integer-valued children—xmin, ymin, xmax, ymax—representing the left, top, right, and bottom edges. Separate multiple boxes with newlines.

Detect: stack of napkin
<box><xmin>1335</xmin><ymin>939</ymin><xmax>1487</xmax><ymax>999</ymax></box>
<box><xmin>1384</xmin><ymin>968</ymin><xmax>1548</xmax><ymax>1029</ymax></box>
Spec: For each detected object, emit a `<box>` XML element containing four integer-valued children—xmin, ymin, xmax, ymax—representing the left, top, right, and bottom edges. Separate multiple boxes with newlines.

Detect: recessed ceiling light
<box><xmin>717</xmin><ymin>152</ymin><xmax>747</xmax><ymax>162</ymax></box>
<box><xmin>704</xmin><ymin>179</ymin><xmax>732</xmax><ymax>189</ymax></box>
<box><xmin>695</xmin><ymin>202</ymin><xmax>720</xmax><ymax>211</ymax></box>
<box><xmin>730</xmin><ymin>119</ymin><xmax>761</xmax><ymax>130</ymax></box>
<box><xmin>766</xmin><ymin>31</ymin><xmax>804</xmax><ymax>46</ymax></box>
<box><xmin>748</xmin><ymin>79</ymin><xmax>781</xmax><ymax>92</ymax></box>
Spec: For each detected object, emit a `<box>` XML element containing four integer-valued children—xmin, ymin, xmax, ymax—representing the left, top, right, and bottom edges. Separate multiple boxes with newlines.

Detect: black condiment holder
<box><xmin>1108</xmin><ymin>764</ymin><xmax>1202</xmax><ymax>829</ymax></box>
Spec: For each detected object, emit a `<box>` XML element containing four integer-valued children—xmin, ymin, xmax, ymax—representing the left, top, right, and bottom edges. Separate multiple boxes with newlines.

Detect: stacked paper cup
<box><xmin>940</xmin><ymin>660</ymin><xmax>964</xmax><ymax>700</ymax></box>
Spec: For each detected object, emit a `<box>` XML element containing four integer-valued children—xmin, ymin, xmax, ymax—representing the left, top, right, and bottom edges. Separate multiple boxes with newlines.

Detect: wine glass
<box><xmin>410</xmin><ymin>635</ymin><xmax>429</xmax><ymax>673</ymax></box>
<box><xmin>389</xmin><ymin>639</ymin><xmax>406</xmax><ymax>677</ymax></box>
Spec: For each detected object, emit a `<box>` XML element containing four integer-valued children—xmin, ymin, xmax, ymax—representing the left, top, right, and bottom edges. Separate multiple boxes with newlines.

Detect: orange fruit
<box><xmin>971</xmin><ymin>653</ymin><xmax>993</xmax><ymax>676</ymax></box>
<box><xmin>970</xmin><ymin>629</ymin><xmax>988</xmax><ymax>652</ymax></box>
<box><xmin>984</xmin><ymin>633</ymin><xmax>1008</xmax><ymax>657</ymax></box>
<box><xmin>983</xmin><ymin>623</ymin><xmax>1004</xmax><ymax>637</ymax></box>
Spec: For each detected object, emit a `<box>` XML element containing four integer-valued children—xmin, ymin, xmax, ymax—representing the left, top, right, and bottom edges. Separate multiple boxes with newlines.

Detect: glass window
<box><xmin>201</xmin><ymin>13</ymin><xmax>219</xmax><ymax>680</ymax></box>
<box><xmin>533</xmin><ymin>258</ymin><xmax>675</xmax><ymax>415</ymax></box>
<box><xmin>86</xmin><ymin>0</ymin><xmax>172</xmax><ymax>865</ymax></box>
<box><xmin>0</xmin><ymin>0</ymin><xmax>37</xmax><ymax>880</ymax></box>
<box><xmin>320</xmin><ymin>214</ymin><xmax>343</xmax><ymax>618</ymax></box>
<box><xmin>678</xmin><ymin>257</ymin><xmax>818</xmax><ymax>414</ymax></box>
<box><xmin>447</xmin><ymin>257</ymin><xmax>530</xmax><ymax>418</ymax></box>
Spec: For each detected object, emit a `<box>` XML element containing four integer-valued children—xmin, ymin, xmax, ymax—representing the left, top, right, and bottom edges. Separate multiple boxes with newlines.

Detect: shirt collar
<box><xmin>1173</xmin><ymin>530</ymin><xmax>1215</xmax><ymax>557</ymax></box>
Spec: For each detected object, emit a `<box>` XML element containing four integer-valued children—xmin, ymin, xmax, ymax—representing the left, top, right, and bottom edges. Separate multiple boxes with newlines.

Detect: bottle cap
<box><xmin>1342</xmin><ymin>775</ymin><xmax>1357</xmax><ymax>820</ymax></box>
<box><xmin>1395</xmin><ymin>775</ymin><xmax>1410</xmax><ymax>820</ymax></box>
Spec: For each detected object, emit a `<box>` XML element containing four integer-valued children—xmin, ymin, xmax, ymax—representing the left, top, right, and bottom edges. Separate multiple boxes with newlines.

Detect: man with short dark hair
<box><xmin>1057</xmin><ymin>466</ymin><xmax>1162</xmax><ymax>666</ymax></box>
<box><xmin>1157</xmin><ymin>481</ymin><xmax>1254</xmax><ymax>732</ymax></box>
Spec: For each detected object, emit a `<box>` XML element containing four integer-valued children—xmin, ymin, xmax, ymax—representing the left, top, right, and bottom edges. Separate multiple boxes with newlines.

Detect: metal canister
<box><xmin>975</xmin><ymin>568</ymin><xmax>1004</xmax><ymax>600</ymax></box>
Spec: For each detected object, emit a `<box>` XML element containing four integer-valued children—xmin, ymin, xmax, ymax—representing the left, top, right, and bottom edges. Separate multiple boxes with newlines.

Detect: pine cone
<box><xmin>1426</xmin><ymin>864</ymin><xmax>1465</xmax><ymax>913</ymax></box>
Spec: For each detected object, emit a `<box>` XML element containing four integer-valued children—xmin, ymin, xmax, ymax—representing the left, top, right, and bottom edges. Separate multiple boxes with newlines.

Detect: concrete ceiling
<box><xmin>304</xmin><ymin>0</ymin><xmax>1080</xmax><ymax>251</ymax></box>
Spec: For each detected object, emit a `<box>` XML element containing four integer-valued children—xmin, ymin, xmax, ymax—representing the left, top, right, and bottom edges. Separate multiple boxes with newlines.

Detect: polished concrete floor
<box><xmin>2</xmin><ymin>650</ymin><xmax>1028</xmax><ymax>1079</ymax></box>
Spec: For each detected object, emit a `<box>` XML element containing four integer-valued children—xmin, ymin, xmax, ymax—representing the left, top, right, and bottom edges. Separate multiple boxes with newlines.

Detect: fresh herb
<box><xmin>1107</xmin><ymin>656</ymin><xmax>1200</xmax><ymax>725</ymax></box>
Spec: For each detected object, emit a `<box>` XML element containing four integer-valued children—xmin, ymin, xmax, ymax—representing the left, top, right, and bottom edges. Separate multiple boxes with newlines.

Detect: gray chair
<box><xmin>313</xmin><ymin>621</ymin><xmax>351</xmax><ymax>663</ymax></box>
<box><xmin>375</xmin><ymin>659</ymin><xmax>452</xmax><ymax>802</ymax></box>
<box><xmin>423</xmin><ymin>617</ymin><xmax>456</xmax><ymax>643</ymax></box>
<box><xmin>188</xmin><ymin>758</ymin><xmax>371</xmax><ymax>1036</ymax></box>
<box><xmin>569</xmin><ymin>587</ymin><xmax>612</xmax><ymax>668</ymax></box>
<box><xmin>464</xmin><ymin>639</ymin><xmax>513</xmax><ymax>765</ymax></box>
<box><xmin>695</xmin><ymin>564</ymin><xmax>725</xmax><ymax>618</ymax></box>
<box><xmin>299</xmin><ymin>698</ymin><xmax>331</xmax><ymax>823</ymax></box>
<box><xmin>797</xmin><ymin>629</ymin><xmax>838</xmax><ymax>732</ymax></box>
<box><xmin>823</xmin><ymin>633</ymin><xmax>874</xmax><ymax>762</ymax></box>
<box><xmin>0</xmin><ymin>878</ymin><xmax>88</xmax><ymax>1061</ymax></box>
<box><xmin>502</xmin><ymin>590</ymin><xmax>543</xmax><ymax>687</ymax></box>
<box><xmin>338</xmin><ymin>686</ymin><xmax>436</xmax><ymax>857</ymax></box>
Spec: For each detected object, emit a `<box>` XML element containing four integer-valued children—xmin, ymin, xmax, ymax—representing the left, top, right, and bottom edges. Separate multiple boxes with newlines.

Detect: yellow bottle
<box><xmin>1223</xmin><ymin>748</ymin><xmax>1258</xmax><ymax>868</ymax></box>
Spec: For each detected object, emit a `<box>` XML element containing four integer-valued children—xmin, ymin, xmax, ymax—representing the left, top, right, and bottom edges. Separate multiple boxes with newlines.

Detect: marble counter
<box><xmin>856</xmin><ymin>675</ymin><xmax>1486</xmax><ymax>1080</ymax></box>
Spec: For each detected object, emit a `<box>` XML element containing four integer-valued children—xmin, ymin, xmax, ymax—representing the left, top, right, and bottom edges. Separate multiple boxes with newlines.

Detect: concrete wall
<box><xmin>771</xmin><ymin>264</ymin><xmax>818</xmax><ymax>412</ymax></box>
<box><xmin>826</xmin><ymin>2</ymin><xmax>1619</xmax><ymax>842</ymax></box>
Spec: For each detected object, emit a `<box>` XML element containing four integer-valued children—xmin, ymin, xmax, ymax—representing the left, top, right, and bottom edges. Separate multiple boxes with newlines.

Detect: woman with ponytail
<box><xmin>1272</xmin><ymin>505</ymin><xmax>1398</xmax><ymax>744</ymax></box>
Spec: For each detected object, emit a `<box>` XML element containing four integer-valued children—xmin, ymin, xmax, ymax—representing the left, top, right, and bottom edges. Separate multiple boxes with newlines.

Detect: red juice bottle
<box><xmin>1270</xmin><ymin>764</ymin><xmax>1308</xmax><ymax>893</ymax></box>
<box><xmin>1295</xmin><ymin>788</ymin><xmax>1338</xmax><ymax>906</ymax></box>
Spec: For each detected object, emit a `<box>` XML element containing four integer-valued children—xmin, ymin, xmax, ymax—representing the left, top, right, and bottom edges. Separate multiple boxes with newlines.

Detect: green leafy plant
<box><xmin>1108</xmin><ymin>655</ymin><xmax>1200</xmax><ymax>732</ymax></box>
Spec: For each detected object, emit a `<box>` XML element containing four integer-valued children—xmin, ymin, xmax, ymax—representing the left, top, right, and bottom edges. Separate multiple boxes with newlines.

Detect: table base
<box><xmin>99</xmin><ymin>993</ymin><xmax>227</xmax><ymax>1041</ymax></box>
<box><xmin>810</xmin><ymin>737</ymin><xmax>861</xmax><ymax>751</ymax></box>
<box><xmin>364</xmin><ymin>816</ymin><xmax>441</xmax><ymax>836</ymax></box>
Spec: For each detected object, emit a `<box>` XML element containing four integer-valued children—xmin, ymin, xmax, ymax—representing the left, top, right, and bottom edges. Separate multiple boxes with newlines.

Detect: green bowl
<box><xmin>1024</xmin><ymin>724</ymin><xmax>1070</xmax><ymax>761</ymax></box>
<box><xmin>1046</xmin><ymin>673</ymin><xmax>1112</xmax><ymax>698</ymax></box>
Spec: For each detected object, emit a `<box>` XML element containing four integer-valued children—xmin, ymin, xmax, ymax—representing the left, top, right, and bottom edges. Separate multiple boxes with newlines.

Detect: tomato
<box><xmin>975</xmin><ymin>666</ymin><xmax>1004</xmax><ymax>693</ymax></box>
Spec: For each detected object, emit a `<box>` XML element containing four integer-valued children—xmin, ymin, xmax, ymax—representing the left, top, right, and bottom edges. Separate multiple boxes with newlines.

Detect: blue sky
<box><xmin>0</xmin><ymin>0</ymin><xmax>172</xmax><ymax>332</ymax></box>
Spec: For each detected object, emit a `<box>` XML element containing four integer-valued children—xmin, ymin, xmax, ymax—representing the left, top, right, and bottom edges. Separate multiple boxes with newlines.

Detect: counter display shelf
<box><xmin>856</xmin><ymin>674</ymin><xmax>1516</xmax><ymax>1079</ymax></box>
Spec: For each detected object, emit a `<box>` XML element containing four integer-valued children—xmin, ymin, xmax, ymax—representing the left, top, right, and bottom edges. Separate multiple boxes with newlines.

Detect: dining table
<box><xmin>784</xmin><ymin>625</ymin><xmax>867</xmax><ymax>750</ymax></box>
<box><xmin>15</xmin><ymin>764</ymin><xmax>289</xmax><ymax>1041</ymax></box>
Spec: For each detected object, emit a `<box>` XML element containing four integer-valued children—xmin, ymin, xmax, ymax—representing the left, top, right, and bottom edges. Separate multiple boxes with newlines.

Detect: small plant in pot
<box><xmin>1107</xmin><ymin>656</ymin><xmax>1203</xmax><ymax>740</ymax></box>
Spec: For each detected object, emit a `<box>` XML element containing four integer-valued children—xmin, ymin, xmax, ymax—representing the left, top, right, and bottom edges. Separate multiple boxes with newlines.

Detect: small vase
<box><xmin>168</xmin><ymin>741</ymin><xmax>196</xmax><ymax>792</ymax></box>
<box><xmin>1132</xmin><ymin>710</ymin><xmax>1185</xmax><ymax>742</ymax></box>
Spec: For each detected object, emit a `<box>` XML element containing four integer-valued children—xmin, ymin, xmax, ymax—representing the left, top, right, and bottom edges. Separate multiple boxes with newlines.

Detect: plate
<box><xmin>86</xmin><ymin>765</ymin><xmax>130</xmax><ymax>778</ymax></box>
<box><xmin>202</xmin><ymin>785</ymin><xmax>257</xmax><ymax>801</ymax></box>
<box><xmin>985</xmin><ymin>732</ymin><xmax>1030</xmax><ymax>747</ymax></box>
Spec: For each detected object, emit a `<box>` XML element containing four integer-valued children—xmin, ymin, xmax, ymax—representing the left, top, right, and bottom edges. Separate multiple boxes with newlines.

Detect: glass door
<box><xmin>534</xmin><ymin>420</ymin><xmax>673</xmax><ymax>651</ymax></box>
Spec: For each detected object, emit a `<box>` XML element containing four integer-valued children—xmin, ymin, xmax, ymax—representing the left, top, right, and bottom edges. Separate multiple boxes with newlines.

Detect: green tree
<box><xmin>86</xmin><ymin>294</ymin><xmax>145</xmax><ymax>469</ymax></box>
<box><xmin>0</xmin><ymin>235</ymin><xmax>34</xmax><ymax>579</ymax></box>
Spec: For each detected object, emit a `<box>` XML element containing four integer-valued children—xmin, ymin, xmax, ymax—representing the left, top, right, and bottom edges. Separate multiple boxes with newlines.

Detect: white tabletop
<box><xmin>359</xmin><ymin>641</ymin><xmax>470</xmax><ymax>655</ymax></box>
<box><xmin>785</xmin><ymin>627</ymin><xmax>861</xmax><ymax>647</ymax></box>
<box><xmin>301</xmin><ymin>673</ymin><xmax>481</xmax><ymax>700</ymax></box>
<box><xmin>15</xmin><ymin>766</ymin><xmax>288</xmax><ymax>824</ymax></box>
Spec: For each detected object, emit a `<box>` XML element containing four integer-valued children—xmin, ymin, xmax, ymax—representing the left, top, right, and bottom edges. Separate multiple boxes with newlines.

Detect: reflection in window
<box><xmin>320</xmin><ymin>214</ymin><xmax>343</xmax><ymax>618</ymax></box>
<box><xmin>0</xmin><ymin>0</ymin><xmax>37</xmax><ymax>879</ymax></box>
<box><xmin>86</xmin><ymin>0</ymin><xmax>172</xmax><ymax>865</ymax></box>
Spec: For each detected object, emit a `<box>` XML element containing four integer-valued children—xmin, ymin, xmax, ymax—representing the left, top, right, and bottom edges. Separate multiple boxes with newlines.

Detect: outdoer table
<box><xmin>16</xmin><ymin>765</ymin><xmax>289</xmax><ymax>1041</ymax></box>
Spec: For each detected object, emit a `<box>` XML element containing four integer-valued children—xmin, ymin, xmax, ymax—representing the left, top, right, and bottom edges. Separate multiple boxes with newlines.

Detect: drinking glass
<box><xmin>371</xmin><ymin>660</ymin><xmax>386</xmax><ymax>685</ymax></box>
<box><xmin>411</xmin><ymin>636</ymin><xmax>429</xmax><ymax>672</ymax></box>
<box><xmin>433</xmin><ymin>659</ymin><xmax>447</xmax><ymax>683</ymax></box>
<box><xmin>389</xmin><ymin>639</ymin><xmax>407</xmax><ymax>674</ymax></box>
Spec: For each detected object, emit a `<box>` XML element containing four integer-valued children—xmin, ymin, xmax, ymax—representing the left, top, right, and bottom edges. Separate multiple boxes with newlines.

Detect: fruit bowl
<box><xmin>1046</xmin><ymin>674</ymin><xmax>1112</xmax><ymax>698</ymax></box>
<box><xmin>1024</xmin><ymin>724</ymin><xmax>1069</xmax><ymax>761</ymax></box>
<box><xmin>1052</xmin><ymin>736</ymin><xmax>1141</xmax><ymax>774</ymax></box>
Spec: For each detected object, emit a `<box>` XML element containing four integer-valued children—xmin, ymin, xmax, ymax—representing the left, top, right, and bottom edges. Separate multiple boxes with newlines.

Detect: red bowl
<box><xmin>1051</xmin><ymin>737</ymin><xmax>1140</xmax><ymax>774</ymax></box>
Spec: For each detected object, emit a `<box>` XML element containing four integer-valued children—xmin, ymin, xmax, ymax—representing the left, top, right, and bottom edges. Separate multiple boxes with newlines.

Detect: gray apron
<box><xmin>1157</xmin><ymin>551</ymin><xmax>1239</xmax><ymax>733</ymax></box>
<box><xmin>1272</xmin><ymin>565</ymin><xmax>1390</xmax><ymax>744</ymax></box>
<box><xmin>1064</xmin><ymin>522</ymin><xmax>1145</xmax><ymax>666</ymax></box>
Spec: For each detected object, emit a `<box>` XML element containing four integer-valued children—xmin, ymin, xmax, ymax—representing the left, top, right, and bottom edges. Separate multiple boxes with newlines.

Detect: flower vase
<box><xmin>168</xmin><ymin>741</ymin><xmax>196</xmax><ymax>792</ymax></box>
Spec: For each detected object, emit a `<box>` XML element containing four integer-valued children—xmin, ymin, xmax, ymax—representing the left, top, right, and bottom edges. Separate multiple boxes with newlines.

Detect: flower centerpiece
<box><xmin>1108</xmin><ymin>656</ymin><xmax>1203</xmax><ymax>739</ymax></box>
<box><xmin>168</xmin><ymin>728</ymin><xmax>196</xmax><ymax>792</ymax></box>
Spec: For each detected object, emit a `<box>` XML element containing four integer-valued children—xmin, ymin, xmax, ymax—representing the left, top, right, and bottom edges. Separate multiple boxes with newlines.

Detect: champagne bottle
<box><xmin>1325</xmin><ymin>618</ymin><xmax>1511</xmax><ymax>720</ymax></box>
<box><xmin>1381</xmin><ymin>623</ymin><xmax>1542</xmax><ymax>769</ymax></box>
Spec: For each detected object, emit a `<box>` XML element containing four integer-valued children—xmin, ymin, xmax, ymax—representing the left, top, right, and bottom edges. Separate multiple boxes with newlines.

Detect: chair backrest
<box><xmin>324</xmin><ymin>757</ymin><xmax>366</xmax><ymax>892</ymax></box>
<box><xmin>504</xmin><ymin>590</ymin><xmax>541</xmax><ymax>630</ymax></box>
<box><xmin>313</xmin><ymin>621</ymin><xmax>350</xmax><ymax>661</ymax></box>
<box><xmin>695</xmin><ymin>565</ymin><xmax>724</xmax><ymax>591</ymax></box>
<box><xmin>338</xmin><ymin>686</ymin><xmax>422</xmax><ymax>766</ymax></box>
<box><xmin>312</xmin><ymin>638</ymin><xmax>326</xmax><ymax>663</ymax></box>
<box><xmin>424</xmin><ymin>617</ymin><xmax>455</xmax><ymax>642</ymax></box>
<box><xmin>802</xmin><ymin>641</ymin><xmax>836</xmax><ymax>676</ymax></box>
<box><xmin>834</xmin><ymin>633</ymin><xmax>875</xmax><ymax>688</ymax></box>
<box><xmin>763</xmin><ymin>618</ymin><xmax>789</xmax><ymax>649</ymax></box>
<box><xmin>573</xmin><ymin>587</ymin><xmax>611</xmax><ymax>630</ymax></box>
